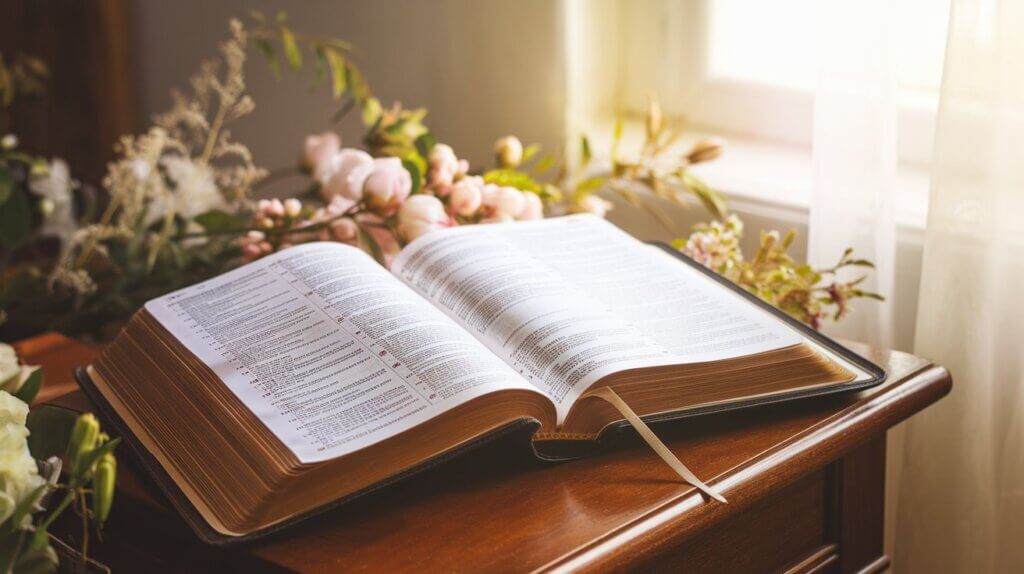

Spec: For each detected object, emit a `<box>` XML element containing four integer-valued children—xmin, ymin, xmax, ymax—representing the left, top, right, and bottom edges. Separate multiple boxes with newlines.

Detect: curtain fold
<box><xmin>894</xmin><ymin>0</ymin><xmax>1024</xmax><ymax>570</ymax></box>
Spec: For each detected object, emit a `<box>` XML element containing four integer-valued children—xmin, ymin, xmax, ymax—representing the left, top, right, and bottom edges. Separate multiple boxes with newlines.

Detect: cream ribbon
<box><xmin>589</xmin><ymin>387</ymin><xmax>727</xmax><ymax>503</ymax></box>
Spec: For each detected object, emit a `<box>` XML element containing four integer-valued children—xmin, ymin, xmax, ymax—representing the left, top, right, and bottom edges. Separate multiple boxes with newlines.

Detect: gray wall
<box><xmin>132</xmin><ymin>0</ymin><xmax>566</xmax><ymax>195</ymax></box>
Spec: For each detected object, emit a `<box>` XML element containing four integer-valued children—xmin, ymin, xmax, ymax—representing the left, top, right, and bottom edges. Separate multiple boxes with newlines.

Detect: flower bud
<box><xmin>481</xmin><ymin>185</ymin><xmax>525</xmax><ymax>219</ymax></box>
<box><xmin>66</xmin><ymin>413</ymin><xmax>101</xmax><ymax>475</ymax></box>
<box><xmin>494</xmin><ymin>136</ymin><xmax>524</xmax><ymax>168</ymax></box>
<box><xmin>330</xmin><ymin>218</ymin><xmax>358</xmax><ymax>242</ymax></box>
<box><xmin>38</xmin><ymin>198</ymin><xmax>55</xmax><ymax>217</ymax></box>
<box><xmin>686</xmin><ymin>138</ymin><xmax>724</xmax><ymax>164</ymax></box>
<box><xmin>364</xmin><ymin>158</ymin><xmax>413</xmax><ymax>216</ymax></box>
<box><xmin>397</xmin><ymin>195</ymin><xmax>449</xmax><ymax>243</ymax></box>
<box><xmin>646</xmin><ymin>97</ymin><xmax>663</xmax><ymax>140</ymax></box>
<box><xmin>448</xmin><ymin>179</ymin><xmax>483</xmax><ymax>216</ymax></box>
<box><xmin>266</xmin><ymin>199</ymin><xmax>285</xmax><ymax>218</ymax></box>
<box><xmin>283</xmin><ymin>198</ymin><xmax>302</xmax><ymax>218</ymax></box>
<box><xmin>320</xmin><ymin>149</ymin><xmax>374</xmax><ymax>203</ymax></box>
<box><xmin>301</xmin><ymin>132</ymin><xmax>341</xmax><ymax>179</ymax></box>
<box><xmin>91</xmin><ymin>453</ymin><xmax>117</xmax><ymax>523</ymax></box>
<box><xmin>517</xmin><ymin>192</ymin><xmax>543</xmax><ymax>221</ymax></box>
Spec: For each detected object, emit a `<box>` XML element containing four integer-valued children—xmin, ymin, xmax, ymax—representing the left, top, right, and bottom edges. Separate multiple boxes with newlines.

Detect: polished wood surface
<box><xmin>17</xmin><ymin>334</ymin><xmax>950</xmax><ymax>573</ymax></box>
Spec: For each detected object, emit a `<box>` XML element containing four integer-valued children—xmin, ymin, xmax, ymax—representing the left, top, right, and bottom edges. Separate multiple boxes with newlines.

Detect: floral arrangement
<box><xmin>0</xmin><ymin>344</ymin><xmax>118</xmax><ymax>573</ymax></box>
<box><xmin>675</xmin><ymin>216</ymin><xmax>881</xmax><ymax>329</ymax></box>
<box><xmin>0</xmin><ymin>12</ymin><xmax>879</xmax><ymax>342</ymax></box>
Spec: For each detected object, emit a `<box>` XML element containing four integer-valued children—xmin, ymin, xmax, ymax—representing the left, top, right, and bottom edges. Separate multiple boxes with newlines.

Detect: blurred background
<box><xmin>7</xmin><ymin>3</ymin><xmax>1024</xmax><ymax>571</ymax></box>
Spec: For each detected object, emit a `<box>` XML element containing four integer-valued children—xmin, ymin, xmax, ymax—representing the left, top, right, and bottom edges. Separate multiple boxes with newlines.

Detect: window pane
<box><xmin>707</xmin><ymin>0</ymin><xmax>951</xmax><ymax>93</ymax></box>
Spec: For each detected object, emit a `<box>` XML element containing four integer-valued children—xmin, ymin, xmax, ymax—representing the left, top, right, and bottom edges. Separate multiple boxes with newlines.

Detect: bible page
<box><xmin>392</xmin><ymin>215</ymin><xmax>802</xmax><ymax>421</ymax></box>
<box><xmin>392</xmin><ymin>228</ymin><xmax>673</xmax><ymax>422</ymax></box>
<box><xmin>146</xmin><ymin>242</ymin><xmax>535</xmax><ymax>463</ymax></box>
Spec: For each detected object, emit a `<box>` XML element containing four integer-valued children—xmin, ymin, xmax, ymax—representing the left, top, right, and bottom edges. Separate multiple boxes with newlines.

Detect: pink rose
<box><xmin>428</xmin><ymin>143</ymin><xmax>460</xmax><ymax>187</ymax></box>
<box><xmin>320</xmin><ymin>148</ymin><xmax>374</xmax><ymax>203</ymax></box>
<box><xmin>397</xmin><ymin>195</ymin><xmax>449</xmax><ymax>242</ymax></box>
<box><xmin>517</xmin><ymin>192</ymin><xmax>543</xmax><ymax>220</ymax></box>
<box><xmin>448</xmin><ymin>178</ymin><xmax>483</xmax><ymax>216</ymax></box>
<box><xmin>302</xmin><ymin>132</ymin><xmax>341</xmax><ymax>179</ymax></box>
<box><xmin>364</xmin><ymin>158</ymin><xmax>413</xmax><ymax>216</ymax></box>
<box><xmin>481</xmin><ymin>185</ymin><xmax>525</xmax><ymax>219</ymax></box>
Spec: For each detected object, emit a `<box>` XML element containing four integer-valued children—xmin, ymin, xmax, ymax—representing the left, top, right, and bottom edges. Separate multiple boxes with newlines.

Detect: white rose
<box><xmin>397</xmin><ymin>195</ymin><xmax>449</xmax><ymax>242</ymax></box>
<box><xmin>448</xmin><ymin>179</ymin><xmax>483</xmax><ymax>216</ymax></box>
<box><xmin>320</xmin><ymin>148</ymin><xmax>375</xmax><ymax>203</ymax></box>
<box><xmin>148</xmin><ymin>157</ymin><xmax>225</xmax><ymax>224</ymax></box>
<box><xmin>0</xmin><ymin>391</ymin><xmax>45</xmax><ymax>527</ymax></box>
<box><xmin>0</xmin><ymin>345</ymin><xmax>20</xmax><ymax>391</ymax></box>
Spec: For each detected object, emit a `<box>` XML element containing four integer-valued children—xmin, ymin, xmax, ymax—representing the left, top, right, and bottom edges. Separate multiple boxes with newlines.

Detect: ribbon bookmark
<box><xmin>589</xmin><ymin>387</ymin><xmax>727</xmax><ymax>504</ymax></box>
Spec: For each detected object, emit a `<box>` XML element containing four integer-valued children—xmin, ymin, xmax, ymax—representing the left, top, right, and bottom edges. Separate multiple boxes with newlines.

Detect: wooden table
<box><xmin>16</xmin><ymin>333</ymin><xmax>950</xmax><ymax>573</ymax></box>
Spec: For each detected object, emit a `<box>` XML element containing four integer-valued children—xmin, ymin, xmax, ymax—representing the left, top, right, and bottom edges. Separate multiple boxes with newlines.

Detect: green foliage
<box><xmin>13</xmin><ymin>367</ymin><xmax>42</xmax><ymax>403</ymax></box>
<box><xmin>248</xmin><ymin>11</ymin><xmax>370</xmax><ymax>123</ymax></box>
<box><xmin>4</xmin><ymin>404</ymin><xmax>118</xmax><ymax>572</ymax></box>
<box><xmin>26</xmin><ymin>405</ymin><xmax>78</xmax><ymax>460</ymax></box>
<box><xmin>0</xmin><ymin>53</ymin><xmax>49</xmax><ymax>109</ymax></box>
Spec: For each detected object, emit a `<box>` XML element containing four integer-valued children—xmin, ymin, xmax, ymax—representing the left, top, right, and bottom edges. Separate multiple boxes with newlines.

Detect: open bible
<box><xmin>77</xmin><ymin>214</ymin><xmax>884</xmax><ymax>543</ymax></box>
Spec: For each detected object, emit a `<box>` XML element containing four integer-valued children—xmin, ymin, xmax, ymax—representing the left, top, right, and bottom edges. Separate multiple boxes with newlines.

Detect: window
<box><xmin>617</xmin><ymin>0</ymin><xmax>951</xmax><ymax>166</ymax></box>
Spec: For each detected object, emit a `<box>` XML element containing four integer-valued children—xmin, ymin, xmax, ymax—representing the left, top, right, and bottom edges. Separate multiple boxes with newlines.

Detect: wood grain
<box><xmin>0</xmin><ymin>0</ymin><xmax>135</xmax><ymax>185</ymax></box>
<box><xmin>19</xmin><ymin>334</ymin><xmax>951</xmax><ymax>573</ymax></box>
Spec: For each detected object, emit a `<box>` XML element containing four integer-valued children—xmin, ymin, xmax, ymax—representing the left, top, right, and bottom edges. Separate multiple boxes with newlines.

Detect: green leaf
<box><xmin>361</xmin><ymin>97</ymin><xmax>383</xmax><ymax>126</ymax></box>
<box><xmin>311</xmin><ymin>46</ymin><xmax>327</xmax><ymax>89</ymax></box>
<box><xmin>681</xmin><ymin>172</ymin><xmax>727</xmax><ymax>220</ymax></box>
<box><xmin>26</xmin><ymin>405</ymin><xmax>79</xmax><ymax>460</ymax></box>
<box><xmin>580</xmin><ymin>135</ymin><xmax>592</xmax><ymax>165</ymax></box>
<box><xmin>401</xmin><ymin>158</ymin><xmax>422</xmax><ymax>195</ymax></box>
<box><xmin>522</xmin><ymin>144</ymin><xmax>540</xmax><ymax>163</ymax></box>
<box><xmin>281</xmin><ymin>27</ymin><xmax>302</xmax><ymax>70</ymax></box>
<box><xmin>414</xmin><ymin>133</ymin><xmax>437</xmax><ymax>160</ymax></box>
<box><xmin>482</xmin><ymin>168</ymin><xmax>542</xmax><ymax>193</ymax></box>
<box><xmin>0</xmin><ymin>165</ymin><xmax>13</xmax><ymax>206</ymax></box>
<box><xmin>13</xmin><ymin>545</ymin><xmax>58</xmax><ymax>574</ymax></box>
<box><xmin>13</xmin><ymin>367</ymin><xmax>42</xmax><ymax>404</ymax></box>
<box><xmin>575</xmin><ymin>176</ymin><xmax>605</xmax><ymax>193</ymax></box>
<box><xmin>532</xmin><ymin>155</ymin><xmax>556</xmax><ymax>174</ymax></box>
<box><xmin>252</xmin><ymin>39</ymin><xmax>280</xmax><ymax>79</ymax></box>
<box><xmin>0</xmin><ymin>187</ymin><xmax>31</xmax><ymax>248</ymax></box>
<box><xmin>194</xmin><ymin>209</ymin><xmax>243</xmax><ymax>233</ymax></box>
<box><xmin>324</xmin><ymin>49</ymin><xmax>348</xmax><ymax>98</ymax></box>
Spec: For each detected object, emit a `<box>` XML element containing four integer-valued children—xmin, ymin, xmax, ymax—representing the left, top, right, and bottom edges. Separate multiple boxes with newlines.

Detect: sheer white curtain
<box><xmin>893</xmin><ymin>0</ymin><xmax>1024</xmax><ymax>569</ymax></box>
<box><xmin>809</xmin><ymin>0</ymin><xmax>897</xmax><ymax>348</ymax></box>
